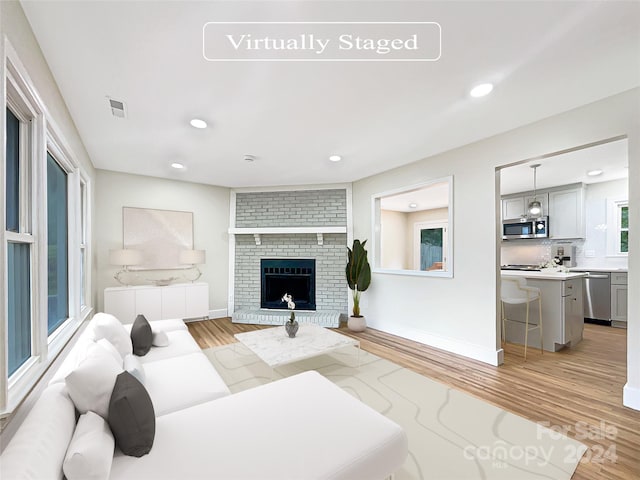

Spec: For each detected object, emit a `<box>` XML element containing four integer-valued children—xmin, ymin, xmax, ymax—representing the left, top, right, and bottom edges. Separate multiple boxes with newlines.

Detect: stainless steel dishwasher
<box><xmin>583</xmin><ymin>272</ymin><xmax>611</xmax><ymax>324</ymax></box>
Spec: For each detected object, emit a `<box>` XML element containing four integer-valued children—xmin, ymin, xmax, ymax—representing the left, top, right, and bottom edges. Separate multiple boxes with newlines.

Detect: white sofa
<box><xmin>1</xmin><ymin>314</ymin><xmax>408</xmax><ymax>479</ymax></box>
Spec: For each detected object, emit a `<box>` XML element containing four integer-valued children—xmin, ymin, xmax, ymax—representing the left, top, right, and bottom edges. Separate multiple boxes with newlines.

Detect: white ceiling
<box><xmin>380</xmin><ymin>181</ymin><xmax>449</xmax><ymax>212</ymax></box>
<box><xmin>20</xmin><ymin>1</ymin><xmax>640</xmax><ymax>188</ymax></box>
<box><xmin>500</xmin><ymin>138</ymin><xmax>629</xmax><ymax>195</ymax></box>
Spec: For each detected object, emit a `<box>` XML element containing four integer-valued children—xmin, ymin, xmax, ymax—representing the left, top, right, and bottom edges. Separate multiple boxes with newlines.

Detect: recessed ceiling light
<box><xmin>587</xmin><ymin>169</ymin><xmax>603</xmax><ymax>176</ymax></box>
<box><xmin>470</xmin><ymin>83</ymin><xmax>494</xmax><ymax>98</ymax></box>
<box><xmin>329</xmin><ymin>155</ymin><xmax>342</xmax><ymax>162</ymax></box>
<box><xmin>171</xmin><ymin>162</ymin><xmax>185</xmax><ymax>169</ymax></box>
<box><xmin>189</xmin><ymin>118</ymin><xmax>207</xmax><ymax>129</ymax></box>
<box><xmin>408</xmin><ymin>203</ymin><xmax>418</xmax><ymax>209</ymax></box>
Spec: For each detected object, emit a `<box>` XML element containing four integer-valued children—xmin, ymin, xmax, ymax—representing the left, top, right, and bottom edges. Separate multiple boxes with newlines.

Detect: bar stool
<box><xmin>501</xmin><ymin>277</ymin><xmax>543</xmax><ymax>361</ymax></box>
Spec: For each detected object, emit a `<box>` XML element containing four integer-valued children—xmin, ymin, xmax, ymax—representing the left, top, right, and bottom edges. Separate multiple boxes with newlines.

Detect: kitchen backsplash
<box><xmin>501</xmin><ymin>239</ymin><xmax>628</xmax><ymax>269</ymax></box>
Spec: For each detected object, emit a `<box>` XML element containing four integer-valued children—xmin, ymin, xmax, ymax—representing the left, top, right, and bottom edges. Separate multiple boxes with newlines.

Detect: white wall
<box><xmin>95</xmin><ymin>170</ymin><xmax>230</xmax><ymax>316</ymax></box>
<box><xmin>381</xmin><ymin>210</ymin><xmax>408</xmax><ymax>269</ymax></box>
<box><xmin>579</xmin><ymin>178</ymin><xmax>629</xmax><ymax>269</ymax></box>
<box><xmin>352</xmin><ymin>88</ymin><xmax>640</xmax><ymax>410</ymax></box>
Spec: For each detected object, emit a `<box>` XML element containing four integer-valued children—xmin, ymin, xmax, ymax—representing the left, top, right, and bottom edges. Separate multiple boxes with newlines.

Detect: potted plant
<box><xmin>345</xmin><ymin>239</ymin><xmax>371</xmax><ymax>332</ymax></box>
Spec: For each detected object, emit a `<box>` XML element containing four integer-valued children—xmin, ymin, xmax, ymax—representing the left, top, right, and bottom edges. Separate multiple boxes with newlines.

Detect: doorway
<box><xmin>497</xmin><ymin>136</ymin><xmax>629</xmax><ymax>363</ymax></box>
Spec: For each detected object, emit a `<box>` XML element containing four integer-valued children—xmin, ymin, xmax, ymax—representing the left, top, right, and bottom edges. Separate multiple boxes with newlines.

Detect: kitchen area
<box><xmin>499</xmin><ymin>138</ymin><xmax>628</xmax><ymax>354</ymax></box>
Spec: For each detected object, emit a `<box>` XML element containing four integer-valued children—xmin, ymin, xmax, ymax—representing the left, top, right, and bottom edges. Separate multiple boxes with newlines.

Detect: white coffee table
<box><xmin>234</xmin><ymin>323</ymin><xmax>360</xmax><ymax>378</ymax></box>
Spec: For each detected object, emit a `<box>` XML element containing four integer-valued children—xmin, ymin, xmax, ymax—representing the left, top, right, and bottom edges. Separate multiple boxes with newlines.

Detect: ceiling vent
<box><xmin>108</xmin><ymin>98</ymin><xmax>127</xmax><ymax>118</ymax></box>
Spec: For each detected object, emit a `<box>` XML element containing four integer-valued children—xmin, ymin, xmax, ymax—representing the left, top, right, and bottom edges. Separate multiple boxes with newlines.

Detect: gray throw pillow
<box><xmin>108</xmin><ymin>371</ymin><xmax>155</xmax><ymax>457</ymax></box>
<box><xmin>130</xmin><ymin>314</ymin><xmax>152</xmax><ymax>356</ymax></box>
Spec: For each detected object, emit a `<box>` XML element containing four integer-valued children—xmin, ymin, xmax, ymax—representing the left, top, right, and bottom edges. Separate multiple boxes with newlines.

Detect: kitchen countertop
<box><xmin>501</xmin><ymin>270</ymin><xmax>588</xmax><ymax>280</ymax></box>
<box><xmin>570</xmin><ymin>267</ymin><xmax>628</xmax><ymax>273</ymax></box>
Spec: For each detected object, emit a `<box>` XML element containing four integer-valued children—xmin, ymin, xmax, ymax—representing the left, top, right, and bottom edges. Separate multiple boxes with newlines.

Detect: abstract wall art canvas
<box><xmin>123</xmin><ymin>207</ymin><xmax>193</xmax><ymax>270</ymax></box>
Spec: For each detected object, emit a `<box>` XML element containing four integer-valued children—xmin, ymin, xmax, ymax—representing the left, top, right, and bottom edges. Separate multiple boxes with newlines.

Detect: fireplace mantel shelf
<box><xmin>228</xmin><ymin>226</ymin><xmax>347</xmax><ymax>246</ymax></box>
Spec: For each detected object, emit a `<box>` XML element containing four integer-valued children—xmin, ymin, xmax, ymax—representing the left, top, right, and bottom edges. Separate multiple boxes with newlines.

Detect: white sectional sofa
<box><xmin>1</xmin><ymin>314</ymin><xmax>408</xmax><ymax>479</ymax></box>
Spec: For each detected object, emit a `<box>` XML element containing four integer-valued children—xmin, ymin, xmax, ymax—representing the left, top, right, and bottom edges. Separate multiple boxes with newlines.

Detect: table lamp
<box><xmin>179</xmin><ymin>249</ymin><xmax>206</xmax><ymax>282</ymax></box>
<box><xmin>109</xmin><ymin>249</ymin><xmax>143</xmax><ymax>286</ymax></box>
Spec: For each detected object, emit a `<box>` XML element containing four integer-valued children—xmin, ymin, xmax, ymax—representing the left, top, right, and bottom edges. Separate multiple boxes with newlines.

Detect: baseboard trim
<box><xmin>367</xmin><ymin>319</ymin><xmax>503</xmax><ymax>366</ymax></box>
<box><xmin>623</xmin><ymin>383</ymin><xmax>640</xmax><ymax>411</ymax></box>
<box><xmin>208</xmin><ymin>309</ymin><xmax>228</xmax><ymax>319</ymax></box>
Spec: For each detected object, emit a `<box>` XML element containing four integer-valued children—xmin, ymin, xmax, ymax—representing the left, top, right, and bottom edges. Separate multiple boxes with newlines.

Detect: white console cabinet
<box><xmin>104</xmin><ymin>283</ymin><xmax>209</xmax><ymax>324</ymax></box>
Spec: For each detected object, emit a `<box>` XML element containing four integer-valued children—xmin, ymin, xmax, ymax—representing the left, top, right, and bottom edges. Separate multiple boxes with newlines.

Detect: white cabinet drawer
<box><xmin>562</xmin><ymin>279</ymin><xmax>580</xmax><ymax>296</ymax></box>
<box><xmin>611</xmin><ymin>272</ymin><xmax>628</xmax><ymax>285</ymax></box>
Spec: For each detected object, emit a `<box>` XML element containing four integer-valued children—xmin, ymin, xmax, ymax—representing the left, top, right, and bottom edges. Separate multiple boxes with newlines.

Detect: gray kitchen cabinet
<box><xmin>548</xmin><ymin>186</ymin><xmax>585</xmax><ymax>239</ymax></box>
<box><xmin>502</xmin><ymin>197</ymin><xmax>526</xmax><ymax>220</ymax></box>
<box><xmin>562</xmin><ymin>278</ymin><xmax>583</xmax><ymax>344</ymax></box>
<box><xmin>501</xmin><ymin>193</ymin><xmax>548</xmax><ymax>220</ymax></box>
<box><xmin>502</xmin><ymin>273</ymin><xmax>584</xmax><ymax>351</ymax></box>
<box><xmin>611</xmin><ymin>272</ymin><xmax>628</xmax><ymax>327</ymax></box>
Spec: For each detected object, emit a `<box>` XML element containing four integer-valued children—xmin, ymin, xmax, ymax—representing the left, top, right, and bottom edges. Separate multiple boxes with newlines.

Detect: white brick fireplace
<box><xmin>228</xmin><ymin>186</ymin><xmax>351</xmax><ymax>327</ymax></box>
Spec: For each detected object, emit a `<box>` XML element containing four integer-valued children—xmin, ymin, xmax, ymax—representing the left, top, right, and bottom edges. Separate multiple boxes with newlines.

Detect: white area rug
<box><xmin>203</xmin><ymin>344</ymin><xmax>587</xmax><ymax>480</ymax></box>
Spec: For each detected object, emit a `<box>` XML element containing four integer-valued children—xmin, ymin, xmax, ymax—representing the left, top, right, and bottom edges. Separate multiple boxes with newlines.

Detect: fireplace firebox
<box><xmin>261</xmin><ymin>259</ymin><xmax>316</xmax><ymax>311</ymax></box>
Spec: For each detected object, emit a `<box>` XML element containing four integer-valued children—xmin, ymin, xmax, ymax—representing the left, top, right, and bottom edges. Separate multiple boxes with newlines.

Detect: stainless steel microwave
<box><xmin>502</xmin><ymin>216</ymin><xmax>549</xmax><ymax>239</ymax></box>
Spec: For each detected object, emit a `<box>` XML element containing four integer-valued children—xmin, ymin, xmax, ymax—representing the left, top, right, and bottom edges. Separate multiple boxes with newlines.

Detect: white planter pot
<box><xmin>348</xmin><ymin>316</ymin><xmax>367</xmax><ymax>332</ymax></box>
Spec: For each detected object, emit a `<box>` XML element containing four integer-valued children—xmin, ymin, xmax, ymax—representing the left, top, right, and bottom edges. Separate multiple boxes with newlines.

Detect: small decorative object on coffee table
<box><xmin>282</xmin><ymin>293</ymin><xmax>298</xmax><ymax>338</ymax></box>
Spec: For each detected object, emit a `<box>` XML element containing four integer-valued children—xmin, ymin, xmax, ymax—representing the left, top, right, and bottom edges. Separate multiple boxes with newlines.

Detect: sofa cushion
<box><xmin>0</xmin><ymin>383</ymin><xmax>76</xmax><ymax>480</ymax></box>
<box><xmin>49</xmin><ymin>335</ymin><xmax>97</xmax><ymax>385</ymax></box>
<box><xmin>137</xmin><ymin>330</ymin><xmax>200</xmax><ymax>363</ymax></box>
<box><xmin>65</xmin><ymin>342</ymin><xmax>123</xmax><ymax>419</ymax></box>
<box><xmin>108</xmin><ymin>372</ymin><xmax>156</xmax><ymax>457</ymax></box>
<box><xmin>110</xmin><ymin>371</ymin><xmax>408</xmax><ymax>479</ymax></box>
<box><xmin>63</xmin><ymin>411</ymin><xmax>115</xmax><ymax>480</ymax></box>
<box><xmin>143</xmin><ymin>352</ymin><xmax>230</xmax><ymax>416</ymax></box>
<box><xmin>97</xmin><ymin>338</ymin><xmax>124</xmax><ymax>365</ymax></box>
<box><xmin>123</xmin><ymin>318</ymin><xmax>187</xmax><ymax>334</ymax></box>
<box><xmin>130</xmin><ymin>314</ymin><xmax>152</xmax><ymax>356</ymax></box>
<box><xmin>123</xmin><ymin>353</ymin><xmax>146</xmax><ymax>384</ymax></box>
<box><xmin>152</xmin><ymin>330</ymin><xmax>170</xmax><ymax>347</ymax></box>
<box><xmin>92</xmin><ymin>313</ymin><xmax>132</xmax><ymax>359</ymax></box>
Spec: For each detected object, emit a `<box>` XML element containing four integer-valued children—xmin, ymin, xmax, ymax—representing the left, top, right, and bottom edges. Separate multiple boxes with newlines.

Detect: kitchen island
<box><xmin>501</xmin><ymin>270</ymin><xmax>587</xmax><ymax>352</ymax></box>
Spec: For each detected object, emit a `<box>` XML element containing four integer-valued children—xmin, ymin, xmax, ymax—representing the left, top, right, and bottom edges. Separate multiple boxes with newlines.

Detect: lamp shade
<box><xmin>179</xmin><ymin>249</ymin><xmax>206</xmax><ymax>265</ymax></box>
<box><xmin>109</xmin><ymin>249</ymin><xmax>143</xmax><ymax>266</ymax></box>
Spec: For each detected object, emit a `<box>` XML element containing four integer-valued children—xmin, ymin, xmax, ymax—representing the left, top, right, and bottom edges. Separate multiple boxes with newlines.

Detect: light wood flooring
<box><xmin>187</xmin><ymin>319</ymin><xmax>639</xmax><ymax>480</ymax></box>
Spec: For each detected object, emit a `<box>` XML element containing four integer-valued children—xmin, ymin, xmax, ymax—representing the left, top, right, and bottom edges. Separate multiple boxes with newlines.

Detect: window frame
<box><xmin>1</xmin><ymin>39</ymin><xmax>92</xmax><ymax>416</ymax></box>
<box><xmin>371</xmin><ymin>176</ymin><xmax>454</xmax><ymax>278</ymax></box>
<box><xmin>606</xmin><ymin>196</ymin><xmax>629</xmax><ymax>258</ymax></box>
<box><xmin>79</xmin><ymin>173</ymin><xmax>92</xmax><ymax>315</ymax></box>
<box><xmin>2</xmin><ymin>43</ymin><xmax>47</xmax><ymax>412</ymax></box>
<box><xmin>618</xmin><ymin>204</ymin><xmax>628</xmax><ymax>255</ymax></box>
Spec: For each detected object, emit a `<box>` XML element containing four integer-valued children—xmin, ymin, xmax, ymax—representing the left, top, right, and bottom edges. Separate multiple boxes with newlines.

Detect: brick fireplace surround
<box><xmin>230</xmin><ymin>188</ymin><xmax>349</xmax><ymax>327</ymax></box>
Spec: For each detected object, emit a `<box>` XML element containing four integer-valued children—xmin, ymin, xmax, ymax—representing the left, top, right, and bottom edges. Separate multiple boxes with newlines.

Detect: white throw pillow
<box><xmin>97</xmin><ymin>338</ymin><xmax>123</xmax><ymax>365</ymax></box>
<box><xmin>92</xmin><ymin>313</ymin><xmax>133</xmax><ymax>358</ymax></box>
<box><xmin>65</xmin><ymin>342</ymin><xmax>123</xmax><ymax>419</ymax></box>
<box><xmin>63</xmin><ymin>411</ymin><xmax>115</xmax><ymax>480</ymax></box>
<box><xmin>123</xmin><ymin>354</ymin><xmax>146</xmax><ymax>384</ymax></box>
<box><xmin>152</xmin><ymin>330</ymin><xmax>170</xmax><ymax>347</ymax></box>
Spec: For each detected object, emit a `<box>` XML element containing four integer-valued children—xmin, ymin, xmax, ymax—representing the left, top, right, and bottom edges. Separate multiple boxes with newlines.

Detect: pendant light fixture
<box><xmin>527</xmin><ymin>164</ymin><xmax>542</xmax><ymax>218</ymax></box>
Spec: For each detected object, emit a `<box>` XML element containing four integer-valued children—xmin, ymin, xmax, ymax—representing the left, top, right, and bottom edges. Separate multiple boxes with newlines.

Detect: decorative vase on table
<box><xmin>282</xmin><ymin>293</ymin><xmax>298</xmax><ymax>338</ymax></box>
<box><xmin>285</xmin><ymin>316</ymin><xmax>299</xmax><ymax>338</ymax></box>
